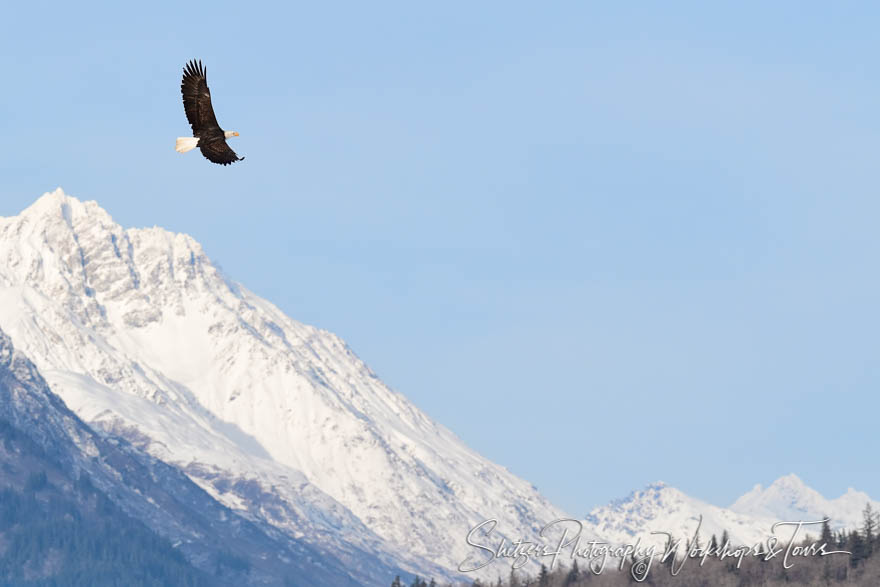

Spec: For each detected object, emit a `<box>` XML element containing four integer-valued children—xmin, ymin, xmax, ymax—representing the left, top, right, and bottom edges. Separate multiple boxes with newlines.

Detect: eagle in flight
<box><xmin>175</xmin><ymin>60</ymin><xmax>244</xmax><ymax>165</ymax></box>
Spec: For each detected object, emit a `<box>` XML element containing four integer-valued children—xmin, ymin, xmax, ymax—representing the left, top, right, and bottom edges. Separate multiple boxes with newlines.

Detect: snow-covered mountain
<box><xmin>0</xmin><ymin>188</ymin><xmax>581</xmax><ymax>582</ymax></box>
<box><xmin>731</xmin><ymin>473</ymin><xmax>880</xmax><ymax>533</ymax></box>
<box><xmin>586</xmin><ymin>482</ymin><xmax>782</xmax><ymax>549</ymax></box>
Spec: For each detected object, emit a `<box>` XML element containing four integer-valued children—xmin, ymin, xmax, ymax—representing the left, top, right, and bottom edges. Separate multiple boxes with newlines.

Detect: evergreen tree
<box><xmin>848</xmin><ymin>530</ymin><xmax>865</xmax><ymax>568</ymax></box>
<box><xmin>538</xmin><ymin>563</ymin><xmax>550</xmax><ymax>586</ymax></box>
<box><xmin>508</xmin><ymin>567</ymin><xmax>520</xmax><ymax>587</ymax></box>
<box><xmin>565</xmin><ymin>559</ymin><xmax>580</xmax><ymax>585</ymax></box>
<box><xmin>836</xmin><ymin>529</ymin><xmax>848</xmax><ymax>549</ymax></box>
<box><xmin>863</xmin><ymin>502</ymin><xmax>877</xmax><ymax>556</ymax></box>
<box><xmin>820</xmin><ymin>517</ymin><xmax>834</xmax><ymax>546</ymax></box>
<box><xmin>662</xmin><ymin>533</ymin><xmax>678</xmax><ymax>570</ymax></box>
<box><xmin>391</xmin><ymin>575</ymin><xmax>402</xmax><ymax>587</ymax></box>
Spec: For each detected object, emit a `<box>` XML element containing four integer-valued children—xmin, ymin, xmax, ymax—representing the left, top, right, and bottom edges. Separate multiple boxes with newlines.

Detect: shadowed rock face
<box><xmin>0</xmin><ymin>326</ymin><xmax>386</xmax><ymax>586</ymax></box>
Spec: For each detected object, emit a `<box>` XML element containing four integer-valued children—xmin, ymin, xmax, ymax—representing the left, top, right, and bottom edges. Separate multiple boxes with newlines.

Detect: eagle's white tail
<box><xmin>175</xmin><ymin>137</ymin><xmax>199</xmax><ymax>153</ymax></box>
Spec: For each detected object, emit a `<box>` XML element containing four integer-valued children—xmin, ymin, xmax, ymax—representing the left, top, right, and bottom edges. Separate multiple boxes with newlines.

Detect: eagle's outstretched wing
<box><xmin>181</xmin><ymin>60</ymin><xmax>221</xmax><ymax>135</ymax></box>
<box><xmin>199</xmin><ymin>138</ymin><xmax>244</xmax><ymax>166</ymax></box>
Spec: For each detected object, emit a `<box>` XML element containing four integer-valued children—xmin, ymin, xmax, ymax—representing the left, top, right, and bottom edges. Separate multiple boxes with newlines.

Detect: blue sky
<box><xmin>2</xmin><ymin>2</ymin><xmax>879</xmax><ymax>513</ymax></box>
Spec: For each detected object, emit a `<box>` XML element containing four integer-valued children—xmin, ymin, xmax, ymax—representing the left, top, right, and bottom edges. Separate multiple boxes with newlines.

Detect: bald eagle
<box><xmin>175</xmin><ymin>60</ymin><xmax>244</xmax><ymax>165</ymax></box>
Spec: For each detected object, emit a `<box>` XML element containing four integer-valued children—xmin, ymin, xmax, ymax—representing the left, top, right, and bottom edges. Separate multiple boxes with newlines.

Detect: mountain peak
<box><xmin>771</xmin><ymin>473</ymin><xmax>807</xmax><ymax>490</ymax></box>
<box><xmin>735</xmin><ymin>474</ymin><xmax>819</xmax><ymax>507</ymax></box>
<box><xmin>728</xmin><ymin>474</ymin><xmax>879</xmax><ymax>531</ymax></box>
<box><xmin>16</xmin><ymin>188</ymin><xmax>109</xmax><ymax>226</ymax></box>
<box><xmin>588</xmin><ymin>479</ymin><xmax>778</xmax><ymax>547</ymax></box>
<box><xmin>27</xmin><ymin>186</ymin><xmax>71</xmax><ymax>209</ymax></box>
<box><xmin>0</xmin><ymin>190</ymin><xmax>219</xmax><ymax>317</ymax></box>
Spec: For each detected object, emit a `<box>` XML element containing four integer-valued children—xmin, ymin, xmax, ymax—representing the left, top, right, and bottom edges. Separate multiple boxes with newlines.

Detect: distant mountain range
<box><xmin>0</xmin><ymin>189</ymin><xmax>875</xmax><ymax>585</ymax></box>
<box><xmin>587</xmin><ymin>475</ymin><xmax>877</xmax><ymax>551</ymax></box>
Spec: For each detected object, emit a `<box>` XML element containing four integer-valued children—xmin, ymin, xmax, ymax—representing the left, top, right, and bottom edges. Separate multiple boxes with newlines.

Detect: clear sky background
<box><xmin>1</xmin><ymin>1</ymin><xmax>878</xmax><ymax>514</ymax></box>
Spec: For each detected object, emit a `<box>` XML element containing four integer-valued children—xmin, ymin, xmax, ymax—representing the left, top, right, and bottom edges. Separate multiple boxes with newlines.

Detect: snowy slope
<box><xmin>0</xmin><ymin>188</ymin><xmax>582</xmax><ymax>580</ymax></box>
<box><xmin>731</xmin><ymin>473</ymin><xmax>880</xmax><ymax>533</ymax></box>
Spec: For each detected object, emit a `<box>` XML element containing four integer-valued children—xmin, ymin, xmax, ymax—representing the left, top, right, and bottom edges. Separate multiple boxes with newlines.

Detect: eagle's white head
<box><xmin>224</xmin><ymin>130</ymin><xmax>240</xmax><ymax>139</ymax></box>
